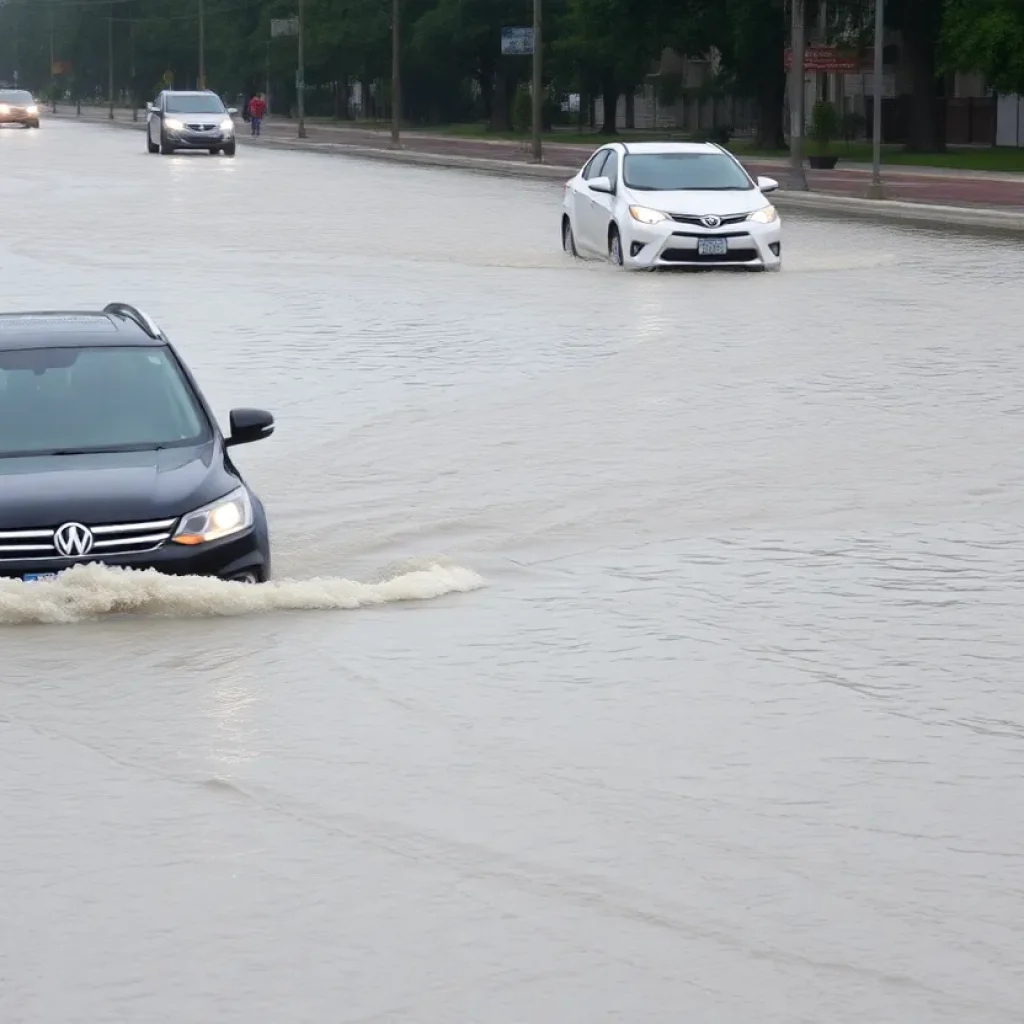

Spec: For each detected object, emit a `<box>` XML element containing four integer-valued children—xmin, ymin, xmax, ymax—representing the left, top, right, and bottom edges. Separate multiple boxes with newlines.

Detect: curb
<box><xmin>52</xmin><ymin>112</ymin><xmax>1024</xmax><ymax>237</ymax></box>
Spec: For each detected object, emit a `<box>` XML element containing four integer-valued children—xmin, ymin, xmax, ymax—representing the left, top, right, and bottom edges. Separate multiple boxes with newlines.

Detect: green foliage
<box><xmin>942</xmin><ymin>0</ymin><xmax>1024</xmax><ymax>95</ymax></box>
<box><xmin>810</xmin><ymin>99</ymin><xmax>840</xmax><ymax>153</ymax></box>
<box><xmin>512</xmin><ymin>85</ymin><xmax>532</xmax><ymax>133</ymax></box>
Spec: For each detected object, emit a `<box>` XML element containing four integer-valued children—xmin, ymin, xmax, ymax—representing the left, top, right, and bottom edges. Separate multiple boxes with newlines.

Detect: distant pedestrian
<box><xmin>248</xmin><ymin>93</ymin><xmax>266</xmax><ymax>136</ymax></box>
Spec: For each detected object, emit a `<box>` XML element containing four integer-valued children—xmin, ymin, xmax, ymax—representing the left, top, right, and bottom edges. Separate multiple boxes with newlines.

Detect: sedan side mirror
<box><xmin>227</xmin><ymin>107</ymin><xmax>238</xmax><ymax>115</ymax></box>
<box><xmin>757</xmin><ymin>176</ymin><xmax>779</xmax><ymax>194</ymax></box>
<box><xmin>588</xmin><ymin>176</ymin><xmax>614</xmax><ymax>194</ymax></box>
<box><xmin>226</xmin><ymin>408</ymin><xmax>275</xmax><ymax>447</ymax></box>
<box><xmin>147</xmin><ymin>103</ymin><xmax>157</xmax><ymax>112</ymax></box>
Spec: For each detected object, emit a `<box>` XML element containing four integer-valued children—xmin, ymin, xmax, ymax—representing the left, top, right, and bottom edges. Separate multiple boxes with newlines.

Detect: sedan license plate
<box><xmin>698</xmin><ymin>238</ymin><xmax>728</xmax><ymax>256</ymax></box>
<box><xmin>22</xmin><ymin>573</ymin><xmax>58</xmax><ymax>582</ymax></box>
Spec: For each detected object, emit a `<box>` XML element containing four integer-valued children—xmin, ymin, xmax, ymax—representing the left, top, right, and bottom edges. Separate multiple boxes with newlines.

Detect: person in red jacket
<box><xmin>248</xmin><ymin>93</ymin><xmax>267</xmax><ymax>137</ymax></box>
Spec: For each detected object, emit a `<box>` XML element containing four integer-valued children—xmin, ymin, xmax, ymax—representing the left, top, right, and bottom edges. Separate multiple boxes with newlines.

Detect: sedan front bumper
<box><xmin>624</xmin><ymin>215</ymin><xmax>782</xmax><ymax>270</ymax></box>
<box><xmin>164</xmin><ymin>128</ymin><xmax>233</xmax><ymax>149</ymax></box>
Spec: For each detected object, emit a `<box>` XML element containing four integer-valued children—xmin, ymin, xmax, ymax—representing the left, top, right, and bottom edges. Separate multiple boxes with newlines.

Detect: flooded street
<box><xmin>2</xmin><ymin>120</ymin><xmax>1024</xmax><ymax>1022</ymax></box>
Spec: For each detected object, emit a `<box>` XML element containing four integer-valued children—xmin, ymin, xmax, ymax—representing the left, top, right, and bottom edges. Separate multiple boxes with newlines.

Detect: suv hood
<box><xmin>623</xmin><ymin>187</ymin><xmax>768</xmax><ymax>217</ymax></box>
<box><xmin>0</xmin><ymin>443</ymin><xmax>238</xmax><ymax>529</ymax></box>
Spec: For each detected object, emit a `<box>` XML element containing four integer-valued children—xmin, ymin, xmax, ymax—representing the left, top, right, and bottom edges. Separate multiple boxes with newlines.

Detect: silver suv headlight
<box><xmin>171</xmin><ymin>487</ymin><xmax>253</xmax><ymax>546</ymax></box>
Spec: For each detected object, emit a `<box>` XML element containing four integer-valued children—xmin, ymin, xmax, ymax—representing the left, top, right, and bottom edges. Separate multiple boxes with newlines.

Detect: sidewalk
<box><xmin>51</xmin><ymin>106</ymin><xmax>1024</xmax><ymax>221</ymax></box>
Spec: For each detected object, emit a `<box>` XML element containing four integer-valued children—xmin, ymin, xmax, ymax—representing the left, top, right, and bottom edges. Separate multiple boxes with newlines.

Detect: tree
<box><xmin>942</xmin><ymin>0</ymin><xmax>1024</xmax><ymax>96</ymax></box>
<box><xmin>666</xmin><ymin>0</ymin><xmax>787</xmax><ymax>149</ymax></box>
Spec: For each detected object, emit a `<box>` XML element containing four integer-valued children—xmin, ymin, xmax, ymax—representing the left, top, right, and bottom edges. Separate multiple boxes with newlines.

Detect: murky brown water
<box><xmin>2</xmin><ymin>121</ymin><xmax>1023</xmax><ymax>1023</ymax></box>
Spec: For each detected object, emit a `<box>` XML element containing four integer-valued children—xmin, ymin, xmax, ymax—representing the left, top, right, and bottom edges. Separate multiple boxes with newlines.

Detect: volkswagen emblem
<box><xmin>53</xmin><ymin>522</ymin><xmax>95</xmax><ymax>558</ymax></box>
<box><xmin>701</xmin><ymin>214</ymin><xmax>722</xmax><ymax>228</ymax></box>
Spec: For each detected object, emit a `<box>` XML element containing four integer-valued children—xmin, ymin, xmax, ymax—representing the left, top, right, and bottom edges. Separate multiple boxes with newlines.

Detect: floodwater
<box><xmin>2</xmin><ymin>120</ymin><xmax>1023</xmax><ymax>1023</ymax></box>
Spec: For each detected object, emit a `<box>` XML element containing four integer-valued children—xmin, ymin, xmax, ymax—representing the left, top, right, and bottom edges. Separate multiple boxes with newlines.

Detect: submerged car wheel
<box><xmin>608</xmin><ymin>226</ymin><xmax>624</xmax><ymax>268</ymax></box>
<box><xmin>562</xmin><ymin>216</ymin><xmax>578</xmax><ymax>257</ymax></box>
<box><xmin>159</xmin><ymin>132</ymin><xmax>174</xmax><ymax>155</ymax></box>
<box><xmin>223</xmin><ymin>141</ymin><xmax>236</xmax><ymax>157</ymax></box>
<box><xmin>147</xmin><ymin>132</ymin><xmax>159</xmax><ymax>153</ymax></box>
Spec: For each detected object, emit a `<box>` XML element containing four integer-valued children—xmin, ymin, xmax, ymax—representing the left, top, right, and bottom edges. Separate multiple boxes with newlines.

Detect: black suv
<box><xmin>0</xmin><ymin>303</ymin><xmax>273</xmax><ymax>582</ymax></box>
<box><xmin>146</xmin><ymin>89</ymin><xmax>238</xmax><ymax>156</ymax></box>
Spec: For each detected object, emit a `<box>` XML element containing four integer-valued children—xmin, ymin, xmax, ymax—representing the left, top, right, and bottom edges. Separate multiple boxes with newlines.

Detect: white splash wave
<box><xmin>0</xmin><ymin>561</ymin><xmax>485</xmax><ymax>625</ymax></box>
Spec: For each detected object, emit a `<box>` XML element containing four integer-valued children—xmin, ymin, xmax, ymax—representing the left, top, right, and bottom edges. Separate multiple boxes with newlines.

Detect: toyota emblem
<box><xmin>702</xmin><ymin>215</ymin><xmax>722</xmax><ymax>228</ymax></box>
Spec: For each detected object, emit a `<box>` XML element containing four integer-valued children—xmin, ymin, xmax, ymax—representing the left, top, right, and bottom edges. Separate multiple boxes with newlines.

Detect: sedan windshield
<box><xmin>623</xmin><ymin>152</ymin><xmax>753</xmax><ymax>191</ymax></box>
<box><xmin>0</xmin><ymin>90</ymin><xmax>34</xmax><ymax>105</ymax></box>
<box><xmin>165</xmin><ymin>94</ymin><xmax>226</xmax><ymax>114</ymax></box>
<box><xmin>0</xmin><ymin>345</ymin><xmax>210</xmax><ymax>457</ymax></box>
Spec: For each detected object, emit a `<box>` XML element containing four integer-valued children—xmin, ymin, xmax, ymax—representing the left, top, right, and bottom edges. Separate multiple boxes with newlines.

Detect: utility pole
<box><xmin>198</xmin><ymin>0</ymin><xmax>205</xmax><ymax>89</ymax></box>
<box><xmin>868</xmin><ymin>0</ymin><xmax>885</xmax><ymax>198</ymax></box>
<box><xmin>107</xmin><ymin>5</ymin><xmax>114</xmax><ymax>119</ymax></box>
<box><xmin>48</xmin><ymin>2</ymin><xmax>56</xmax><ymax>111</ymax></box>
<box><xmin>390</xmin><ymin>0</ymin><xmax>400</xmax><ymax>146</ymax></box>
<box><xmin>130</xmin><ymin>12</ymin><xmax>137</xmax><ymax>120</ymax></box>
<box><xmin>788</xmin><ymin>0</ymin><xmax>808</xmax><ymax>190</ymax></box>
<box><xmin>530</xmin><ymin>0</ymin><xmax>542</xmax><ymax>162</ymax></box>
<box><xmin>297</xmin><ymin>0</ymin><xmax>306</xmax><ymax>137</ymax></box>
<box><xmin>265</xmin><ymin>41</ymin><xmax>271</xmax><ymax>115</ymax></box>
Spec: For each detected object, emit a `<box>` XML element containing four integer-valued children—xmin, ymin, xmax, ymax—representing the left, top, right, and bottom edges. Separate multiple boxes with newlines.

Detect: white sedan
<box><xmin>561</xmin><ymin>141</ymin><xmax>782</xmax><ymax>271</ymax></box>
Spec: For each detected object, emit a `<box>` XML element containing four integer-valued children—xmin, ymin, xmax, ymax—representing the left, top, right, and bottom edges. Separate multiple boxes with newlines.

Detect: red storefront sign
<box><xmin>784</xmin><ymin>46</ymin><xmax>861</xmax><ymax>73</ymax></box>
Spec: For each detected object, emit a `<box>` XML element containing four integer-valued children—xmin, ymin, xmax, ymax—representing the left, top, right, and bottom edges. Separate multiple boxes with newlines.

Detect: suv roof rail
<box><xmin>103</xmin><ymin>302</ymin><xmax>163</xmax><ymax>339</ymax></box>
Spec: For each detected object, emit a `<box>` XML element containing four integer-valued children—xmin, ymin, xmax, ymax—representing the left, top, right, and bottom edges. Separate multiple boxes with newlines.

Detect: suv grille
<box><xmin>669</xmin><ymin>213</ymin><xmax>749</xmax><ymax>226</ymax></box>
<box><xmin>0</xmin><ymin>517</ymin><xmax>177</xmax><ymax>561</ymax></box>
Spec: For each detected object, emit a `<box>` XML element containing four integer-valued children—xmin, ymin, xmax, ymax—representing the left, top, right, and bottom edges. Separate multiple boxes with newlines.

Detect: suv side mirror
<box><xmin>147</xmin><ymin>103</ymin><xmax>157</xmax><ymax>112</ymax></box>
<box><xmin>227</xmin><ymin>107</ymin><xmax>238</xmax><ymax>115</ymax></box>
<box><xmin>226</xmin><ymin>408</ymin><xmax>275</xmax><ymax>447</ymax></box>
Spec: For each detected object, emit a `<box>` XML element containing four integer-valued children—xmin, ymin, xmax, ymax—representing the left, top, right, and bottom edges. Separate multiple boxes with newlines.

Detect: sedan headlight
<box><xmin>219</xmin><ymin>118</ymin><xmax>234</xmax><ymax>132</ymax></box>
<box><xmin>171</xmin><ymin>487</ymin><xmax>253</xmax><ymax>545</ymax></box>
<box><xmin>26</xmin><ymin>104</ymin><xmax>38</xmax><ymax>115</ymax></box>
<box><xmin>747</xmin><ymin>205</ymin><xmax>778</xmax><ymax>224</ymax></box>
<box><xmin>165</xmin><ymin>117</ymin><xmax>185</xmax><ymax>131</ymax></box>
<box><xmin>628</xmin><ymin>205</ymin><xmax>669</xmax><ymax>225</ymax></box>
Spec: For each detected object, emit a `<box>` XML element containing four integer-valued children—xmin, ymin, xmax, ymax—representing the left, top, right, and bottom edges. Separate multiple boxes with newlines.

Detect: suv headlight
<box><xmin>171</xmin><ymin>487</ymin><xmax>253</xmax><ymax>545</ymax></box>
<box><xmin>629</xmin><ymin>205</ymin><xmax>669</xmax><ymax>225</ymax></box>
<box><xmin>747</xmin><ymin>205</ymin><xmax>778</xmax><ymax>224</ymax></box>
<box><xmin>26</xmin><ymin>104</ymin><xmax>38</xmax><ymax>115</ymax></box>
<box><xmin>219</xmin><ymin>118</ymin><xmax>234</xmax><ymax>132</ymax></box>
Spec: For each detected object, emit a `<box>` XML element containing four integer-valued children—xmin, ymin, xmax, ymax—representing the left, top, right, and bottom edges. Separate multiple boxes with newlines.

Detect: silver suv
<box><xmin>146</xmin><ymin>90</ymin><xmax>238</xmax><ymax>157</ymax></box>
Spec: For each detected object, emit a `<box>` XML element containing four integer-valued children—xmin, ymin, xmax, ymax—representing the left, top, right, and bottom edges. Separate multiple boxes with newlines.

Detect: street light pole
<box><xmin>198</xmin><ymin>0</ymin><xmax>205</xmax><ymax>89</ymax></box>
<box><xmin>391</xmin><ymin>0</ymin><xmax>400</xmax><ymax>147</ymax></box>
<box><xmin>531</xmin><ymin>0</ymin><xmax>542</xmax><ymax>162</ymax></box>
<box><xmin>868</xmin><ymin>0</ymin><xmax>885</xmax><ymax>198</ymax></box>
<box><xmin>297</xmin><ymin>0</ymin><xmax>307</xmax><ymax>138</ymax></box>
<box><xmin>107</xmin><ymin>5</ymin><xmax>114</xmax><ymax>119</ymax></box>
<box><xmin>49</xmin><ymin>2</ymin><xmax>56</xmax><ymax>112</ymax></box>
<box><xmin>130</xmin><ymin>13</ymin><xmax>137</xmax><ymax>120</ymax></box>
<box><xmin>788</xmin><ymin>0</ymin><xmax>808</xmax><ymax>190</ymax></box>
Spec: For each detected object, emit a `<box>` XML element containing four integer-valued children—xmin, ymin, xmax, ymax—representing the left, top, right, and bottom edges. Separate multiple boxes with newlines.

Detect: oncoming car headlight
<box><xmin>26</xmin><ymin>104</ymin><xmax>38</xmax><ymax>115</ymax></box>
<box><xmin>172</xmin><ymin>488</ymin><xmax>253</xmax><ymax>545</ymax></box>
<box><xmin>747</xmin><ymin>205</ymin><xmax>778</xmax><ymax>224</ymax></box>
<box><xmin>219</xmin><ymin>118</ymin><xmax>234</xmax><ymax>132</ymax></box>
<box><xmin>165</xmin><ymin>117</ymin><xmax>185</xmax><ymax>131</ymax></box>
<box><xmin>628</xmin><ymin>206</ymin><xmax>669</xmax><ymax>225</ymax></box>
<box><xmin>0</xmin><ymin>104</ymin><xmax>10</xmax><ymax>115</ymax></box>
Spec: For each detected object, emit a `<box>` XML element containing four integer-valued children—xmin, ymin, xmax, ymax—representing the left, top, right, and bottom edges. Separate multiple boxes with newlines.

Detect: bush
<box><xmin>810</xmin><ymin>100</ymin><xmax>840</xmax><ymax>153</ymax></box>
<box><xmin>512</xmin><ymin>86</ymin><xmax>532</xmax><ymax>134</ymax></box>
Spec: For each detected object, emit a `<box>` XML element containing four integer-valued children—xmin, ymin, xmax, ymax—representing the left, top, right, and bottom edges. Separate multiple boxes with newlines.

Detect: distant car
<box><xmin>561</xmin><ymin>141</ymin><xmax>782</xmax><ymax>271</ymax></box>
<box><xmin>0</xmin><ymin>89</ymin><xmax>40</xmax><ymax>129</ymax></box>
<box><xmin>0</xmin><ymin>303</ymin><xmax>274</xmax><ymax>583</ymax></box>
<box><xmin>146</xmin><ymin>89</ymin><xmax>238</xmax><ymax>156</ymax></box>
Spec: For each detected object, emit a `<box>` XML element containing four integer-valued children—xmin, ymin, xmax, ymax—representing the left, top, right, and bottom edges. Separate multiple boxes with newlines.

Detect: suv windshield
<box><xmin>165</xmin><ymin>94</ymin><xmax>226</xmax><ymax>114</ymax></box>
<box><xmin>0</xmin><ymin>345</ymin><xmax>210</xmax><ymax>457</ymax></box>
<box><xmin>623</xmin><ymin>152</ymin><xmax>753</xmax><ymax>192</ymax></box>
<box><xmin>0</xmin><ymin>90</ymin><xmax>34</xmax><ymax>105</ymax></box>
